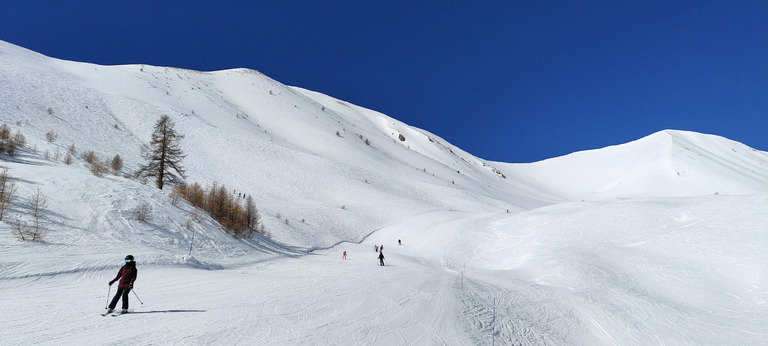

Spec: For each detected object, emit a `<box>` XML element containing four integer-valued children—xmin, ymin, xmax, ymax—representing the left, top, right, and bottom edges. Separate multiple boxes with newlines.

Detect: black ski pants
<box><xmin>109</xmin><ymin>287</ymin><xmax>131</xmax><ymax>310</ymax></box>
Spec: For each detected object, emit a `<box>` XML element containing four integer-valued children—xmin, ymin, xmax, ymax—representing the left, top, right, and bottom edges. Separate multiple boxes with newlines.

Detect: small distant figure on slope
<box><xmin>378</xmin><ymin>251</ymin><xmax>385</xmax><ymax>266</ymax></box>
<box><xmin>398</xmin><ymin>239</ymin><xmax>402</xmax><ymax>245</ymax></box>
<box><xmin>106</xmin><ymin>255</ymin><xmax>138</xmax><ymax>314</ymax></box>
<box><xmin>380</xmin><ymin>244</ymin><xmax>383</xmax><ymax>252</ymax></box>
<box><xmin>375</xmin><ymin>245</ymin><xmax>379</xmax><ymax>252</ymax></box>
<box><xmin>342</xmin><ymin>251</ymin><xmax>347</xmax><ymax>260</ymax></box>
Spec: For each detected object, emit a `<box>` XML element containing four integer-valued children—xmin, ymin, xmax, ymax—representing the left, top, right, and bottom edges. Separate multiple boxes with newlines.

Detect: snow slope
<box><xmin>501</xmin><ymin>130</ymin><xmax>768</xmax><ymax>201</ymax></box>
<box><xmin>1</xmin><ymin>40</ymin><xmax>767</xmax><ymax>345</ymax></box>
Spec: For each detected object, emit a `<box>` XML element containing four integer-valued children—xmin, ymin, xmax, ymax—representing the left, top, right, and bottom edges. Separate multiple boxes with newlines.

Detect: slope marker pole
<box><xmin>188</xmin><ymin>229</ymin><xmax>196</xmax><ymax>256</ymax></box>
<box><xmin>492</xmin><ymin>297</ymin><xmax>496</xmax><ymax>346</ymax></box>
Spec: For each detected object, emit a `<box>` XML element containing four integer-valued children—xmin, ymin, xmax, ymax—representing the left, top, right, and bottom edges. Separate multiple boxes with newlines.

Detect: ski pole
<box><xmin>132</xmin><ymin>288</ymin><xmax>144</xmax><ymax>305</ymax></box>
<box><xmin>106</xmin><ymin>285</ymin><xmax>111</xmax><ymax>308</ymax></box>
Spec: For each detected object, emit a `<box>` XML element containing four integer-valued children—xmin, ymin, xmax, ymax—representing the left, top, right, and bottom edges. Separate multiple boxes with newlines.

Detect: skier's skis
<box><xmin>111</xmin><ymin>310</ymin><xmax>129</xmax><ymax>317</ymax></box>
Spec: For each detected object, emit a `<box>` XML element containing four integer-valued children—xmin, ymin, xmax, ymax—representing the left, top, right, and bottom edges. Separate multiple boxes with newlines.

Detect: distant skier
<box><xmin>378</xmin><ymin>251</ymin><xmax>385</xmax><ymax>266</ymax></box>
<box><xmin>375</xmin><ymin>245</ymin><xmax>379</xmax><ymax>252</ymax></box>
<box><xmin>106</xmin><ymin>255</ymin><xmax>138</xmax><ymax>314</ymax></box>
<box><xmin>342</xmin><ymin>251</ymin><xmax>347</xmax><ymax>260</ymax></box>
<box><xmin>398</xmin><ymin>239</ymin><xmax>401</xmax><ymax>245</ymax></box>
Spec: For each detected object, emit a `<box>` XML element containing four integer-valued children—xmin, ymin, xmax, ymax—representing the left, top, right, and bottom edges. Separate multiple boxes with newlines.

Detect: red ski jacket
<box><xmin>112</xmin><ymin>265</ymin><xmax>138</xmax><ymax>288</ymax></box>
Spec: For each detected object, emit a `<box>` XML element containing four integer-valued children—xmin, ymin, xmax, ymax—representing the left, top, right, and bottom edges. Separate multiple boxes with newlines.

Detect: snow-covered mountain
<box><xmin>1</xmin><ymin>40</ymin><xmax>766</xmax><ymax>345</ymax></box>
<box><xmin>503</xmin><ymin>129</ymin><xmax>768</xmax><ymax>201</ymax></box>
<box><xmin>0</xmin><ymin>39</ymin><xmax>556</xmax><ymax>247</ymax></box>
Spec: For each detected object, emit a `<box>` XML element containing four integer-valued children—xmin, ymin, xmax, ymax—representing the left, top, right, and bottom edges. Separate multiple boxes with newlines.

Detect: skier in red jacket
<box><xmin>106</xmin><ymin>255</ymin><xmax>138</xmax><ymax>314</ymax></box>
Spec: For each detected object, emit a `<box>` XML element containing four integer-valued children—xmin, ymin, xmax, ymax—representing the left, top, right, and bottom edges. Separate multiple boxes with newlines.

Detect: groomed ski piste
<box><xmin>1</xmin><ymin>41</ymin><xmax>767</xmax><ymax>345</ymax></box>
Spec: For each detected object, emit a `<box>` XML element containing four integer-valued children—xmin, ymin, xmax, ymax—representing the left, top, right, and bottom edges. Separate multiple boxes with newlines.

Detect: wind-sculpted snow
<box><xmin>1</xmin><ymin>40</ymin><xmax>767</xmax><ymax>344</ymax></box>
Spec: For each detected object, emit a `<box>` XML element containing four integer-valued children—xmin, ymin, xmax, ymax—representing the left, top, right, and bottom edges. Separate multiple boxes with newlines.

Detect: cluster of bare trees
<box><xmin>20</xmin><ymin>187</ymin><xmax>48</xmax><ymax>241</ymax></box>
<box><xmin>81</xmin><ymin>149</ymin><xmax>123</xmax><ymax>177</ymax></box>
<box><xmin>2</xmin><ymin>128</ymin><xmax>49</xmax><ymax>242</ymax></box>
<box><xmin>174</xmin><ymin>182</ymin><xmax>264</xmax><ymax>238</ymax></box>
<box><xmin>0</xmin><ymin>123</ymin><xmax>26</xmax><ymax>155</ymax></box>
<box><xmin>1</xmin><ymin>126</ymin><xmax>41</xmax><ymax>241</ymax></box>
<box><xmin>137</xmin><ymin>115</ymin><xmax>267</xmax><ymax>238</ymax></box>
<box><xmin>0</xmin><ymin>169</ymin><xmax>16</xmax><ymax>222</ymax></box>
<box><xmin>1</xmin><ymin>170</ymin><xmax>48</xmax><ymax>241</ymax></box>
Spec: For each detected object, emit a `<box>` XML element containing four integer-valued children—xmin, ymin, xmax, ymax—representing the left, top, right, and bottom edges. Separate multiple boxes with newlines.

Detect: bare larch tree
<box><xmin>139</xmin><ymin>115</ymin><xmax>186</xmax><ymax>190</ymax></box>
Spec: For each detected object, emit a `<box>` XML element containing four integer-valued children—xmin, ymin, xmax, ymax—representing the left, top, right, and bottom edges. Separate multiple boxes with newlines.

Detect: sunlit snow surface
<box><xmin>1</xmin><ymin>41</ymin><xmax>766</xmax><ymax>345</ymax></box>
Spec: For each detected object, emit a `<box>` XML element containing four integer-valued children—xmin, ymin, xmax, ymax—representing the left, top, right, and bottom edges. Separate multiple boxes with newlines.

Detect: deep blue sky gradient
<box><xmin>1</xmin><ymin>1</ymin><xmax>766</xmax><ymax>162</ymax></box>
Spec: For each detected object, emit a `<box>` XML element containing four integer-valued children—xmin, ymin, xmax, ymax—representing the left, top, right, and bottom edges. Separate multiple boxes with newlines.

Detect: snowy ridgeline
<box><xmin>1</xmin><ymin>40</ymin><xmax>767</xmax><ymax>344</ymax></box>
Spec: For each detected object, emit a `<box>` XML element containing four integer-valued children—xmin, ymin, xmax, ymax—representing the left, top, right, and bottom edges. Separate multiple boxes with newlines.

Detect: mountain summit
<box><xmin>503</xmin><ymin>129</ymin><xmax>768</xmax><ymax>201</ymax></box>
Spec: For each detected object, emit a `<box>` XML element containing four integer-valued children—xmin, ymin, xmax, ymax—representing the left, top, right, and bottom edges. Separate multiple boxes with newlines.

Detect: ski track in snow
<box><xmin>1</xmin><ymin>243</ymin><xmax>470</xmax><ymax>345</ymax></box>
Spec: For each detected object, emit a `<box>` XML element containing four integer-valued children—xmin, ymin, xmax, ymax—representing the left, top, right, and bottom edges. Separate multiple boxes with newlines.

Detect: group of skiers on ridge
<box><xmin>342</xmin><ymin>239</ymin><xmax>403</xmax><ymax>266</ymax></box>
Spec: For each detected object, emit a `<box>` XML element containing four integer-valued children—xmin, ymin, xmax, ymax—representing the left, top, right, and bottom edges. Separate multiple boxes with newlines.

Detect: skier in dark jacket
<box><xmin>106</xmin><ymin>255</ymin><xmax>138</xmax><ymax>314</ymax></box>
<box><xmin>378</xmin><ymin>251</ymin><xmax>385</xmax><ymax>266</ymax></box>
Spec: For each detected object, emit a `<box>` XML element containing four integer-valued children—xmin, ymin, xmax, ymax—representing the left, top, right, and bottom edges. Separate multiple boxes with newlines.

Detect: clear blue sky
<box><xmin>2</xmin><ymin>1</ymin><xmax>766</xmax><ymax>162</ymax></box>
